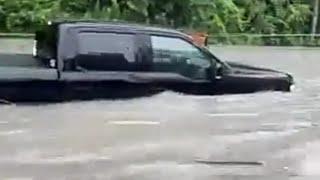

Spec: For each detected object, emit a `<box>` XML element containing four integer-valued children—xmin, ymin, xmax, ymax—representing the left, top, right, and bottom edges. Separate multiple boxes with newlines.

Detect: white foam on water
<box><xmin>42</xmin><ymin>154</ymin><xmax>111</xmax><ymax>164</ymax></box>
<box><xmin>299</xmin><ymin>141</ymin><xmax>320</xmax><ymax>176</ymax></box>
<box><xmin>206</xmin><ymin>113</ymin><xmax>259</xmax><ymax>117</ymax></box>
<box><xmin>0</xmin><ymin>129</ymin><xmax>27</xmax><ymax>136</ymax></box>
<box><xmin>7</xmin><ymin>151</ymin><xmax>111</xmax><ymax>165</ymax></box>
<box><xmin>0</xmin><ymin>121</ymin><xmax>9</xmax><ymax>124</ymax></box>
<box><xmin>262</xmin><ymin>121</ymin><xmax>315</xmax><ymax>130</ymax></box>
<box><xmin>108</xmin><ymin>121</ymin><xmax>161</xmax><ymax>126</ymax></box>
<box><xmin>209</xmin><ymin>129</ymin><xmax>300</xmax><ymax>145</ymax></box>
<box><xmin>4</xmin><ymin>178</ymin><xmax>33</xmax><ymax>180</ymax></box>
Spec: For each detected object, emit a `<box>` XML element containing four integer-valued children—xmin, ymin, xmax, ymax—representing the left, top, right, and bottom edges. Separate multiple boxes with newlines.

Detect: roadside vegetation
<box><xmin>0</xmin><ymin>0</ymin><xmax>319</xmax><ymax>46</ymax></box>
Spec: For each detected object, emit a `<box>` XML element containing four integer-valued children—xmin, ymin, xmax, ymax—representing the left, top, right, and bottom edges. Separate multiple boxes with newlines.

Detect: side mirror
<box><xmin>206</xmin><ymin>62</ymin><xmax>223</xmax><ymax>81</ymax></box>
<box><xmin>215</xmin><ymin>63</ymin><xmax>224</xmax><ymax>80</ymax></box>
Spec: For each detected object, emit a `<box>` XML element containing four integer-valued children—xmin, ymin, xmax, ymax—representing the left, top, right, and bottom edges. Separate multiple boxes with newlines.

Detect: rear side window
<box><xmin>75</xmin><ymin>32</ymin><xmax>135</xmax><ymax>71</ymax></box>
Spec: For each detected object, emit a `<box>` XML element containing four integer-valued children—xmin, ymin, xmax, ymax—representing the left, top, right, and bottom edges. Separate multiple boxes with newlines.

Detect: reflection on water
<box><xmin>1</xmin><ymin>47</ymin><xmax>320</xmax><ymax>179</ymax></box>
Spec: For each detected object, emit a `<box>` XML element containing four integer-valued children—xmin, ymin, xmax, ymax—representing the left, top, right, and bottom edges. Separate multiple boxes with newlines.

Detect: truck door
<box><xmin>149</xmin><ymin>35</ymin><xmax>215</xmax><ymax>94</ymax></box>
<box><xmin>60</xmin><ymin>31</ymin><xmax>154</xmax><ymax>99</ymax></box>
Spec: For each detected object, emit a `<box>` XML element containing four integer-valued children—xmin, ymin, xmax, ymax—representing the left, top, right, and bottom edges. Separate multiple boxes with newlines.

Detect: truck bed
<box><xmin>0</xmin><ymin>54</ymin><xmax>57</xmax><ymax>81</ymax></box>
<box><xmin>0</xmin><ymin>53</ymin><xmax>42</xmax><ymax>67</ymax></box>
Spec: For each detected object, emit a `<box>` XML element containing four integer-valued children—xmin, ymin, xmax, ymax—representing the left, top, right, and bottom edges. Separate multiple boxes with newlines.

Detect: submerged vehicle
<box><xmin>0</xmin><ymin>21</ymin><xmax>294</xmax><ymax>102</ymax></box>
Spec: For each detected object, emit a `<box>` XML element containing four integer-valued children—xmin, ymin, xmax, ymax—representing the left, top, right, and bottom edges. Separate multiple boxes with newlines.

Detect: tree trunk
<box><xmin>312</xmin><ymin>0</ymin><xmax>319</xmax><ymax>36</ymax></box>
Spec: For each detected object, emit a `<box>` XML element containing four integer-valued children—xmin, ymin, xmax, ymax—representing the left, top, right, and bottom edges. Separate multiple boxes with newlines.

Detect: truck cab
<box><xmin>0</xmin><ymin>21</ymin><xmax>294</xmax><ymax>102</ymax></box>
<box><xmin>35</xmin><ymin>21</ymin><xmax>219</xmax><ymax>79</ymax></box>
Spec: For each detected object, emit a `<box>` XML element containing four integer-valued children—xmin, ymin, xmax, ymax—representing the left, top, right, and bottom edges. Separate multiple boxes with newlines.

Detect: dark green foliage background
<box><xmin>0</xmin><ymin>0</ymin><xmax>318</xmax><ymax>45</ymax></box>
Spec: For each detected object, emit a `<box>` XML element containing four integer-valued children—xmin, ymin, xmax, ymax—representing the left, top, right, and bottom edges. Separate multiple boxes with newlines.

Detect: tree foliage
<box><xmin>0</xmin><ymin>0</ymin><xmax>314</xmax><ymax>35</ymax></box>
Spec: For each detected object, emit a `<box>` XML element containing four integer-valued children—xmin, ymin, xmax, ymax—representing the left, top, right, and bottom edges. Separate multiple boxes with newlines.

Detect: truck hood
<box><xmin>225</xmin><ymin>61</ymin><xmax>294</xmax><ymax>84</ymax></box>
<box><xmin>226</xmin><ymin>61</ymin><xmax>289</xmax><ymax>76</ymax></box>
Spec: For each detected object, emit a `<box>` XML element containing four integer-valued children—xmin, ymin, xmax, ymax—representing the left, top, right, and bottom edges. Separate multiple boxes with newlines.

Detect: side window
<box><xmin>73</xmin><ymin>32</ymin><xmax>135</xmax><ymax>71</ymax></box>
<box><xmin>151</xmin><ymin>36</ymin><xmax>211</xmax><ymax>80</ymax></box>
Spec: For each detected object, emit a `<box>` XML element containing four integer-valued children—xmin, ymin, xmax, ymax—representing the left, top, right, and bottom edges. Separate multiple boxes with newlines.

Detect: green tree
<box><xmin>0</xmin><ymin>0</ymin><xmax>315</xmax><ymax>38</ymax></box>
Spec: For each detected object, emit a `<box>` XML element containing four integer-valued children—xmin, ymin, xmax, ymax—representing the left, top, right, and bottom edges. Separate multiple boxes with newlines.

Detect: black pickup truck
<box><xmin>0</xmin><ymin>21</ymin><xmax>294</xmax><ymax>102</ymax></box>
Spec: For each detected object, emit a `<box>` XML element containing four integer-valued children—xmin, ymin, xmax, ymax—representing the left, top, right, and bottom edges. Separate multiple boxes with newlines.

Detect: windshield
<box><xmin>200</xmin><ymin>46</ymin><xmax>232</xmax><ymax>71</ymax></box>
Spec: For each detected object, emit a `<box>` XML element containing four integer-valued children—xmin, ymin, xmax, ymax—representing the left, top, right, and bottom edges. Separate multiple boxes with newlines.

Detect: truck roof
<box><xmin>51</xmin><ymin>20</ymin><xmax>190</xmax><ymax>39</ymax></box>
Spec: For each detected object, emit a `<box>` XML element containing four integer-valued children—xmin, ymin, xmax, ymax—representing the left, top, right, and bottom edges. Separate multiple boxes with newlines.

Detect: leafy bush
<box><xmin>0</xmin><ymin>0</ymin><xmax>316</xmax><ymax>46</ymax></box>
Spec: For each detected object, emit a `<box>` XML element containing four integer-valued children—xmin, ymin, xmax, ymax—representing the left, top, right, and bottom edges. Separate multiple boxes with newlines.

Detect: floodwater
<box><xmin>1</xmin><ymin>46</ymin><xmax>320</xmax><ymax>179</ymax></box>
